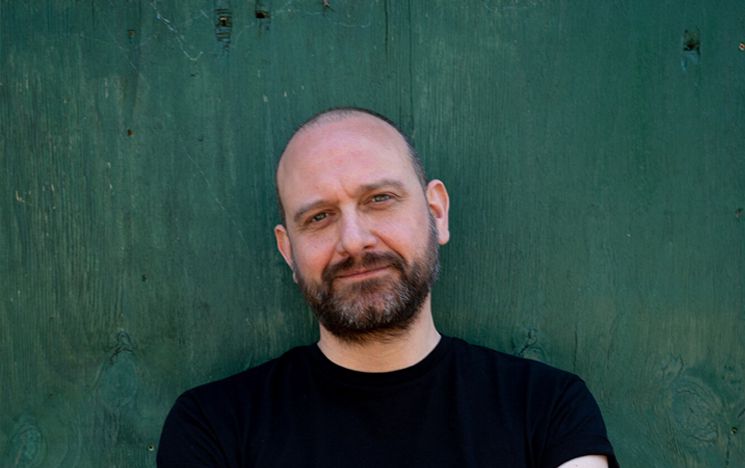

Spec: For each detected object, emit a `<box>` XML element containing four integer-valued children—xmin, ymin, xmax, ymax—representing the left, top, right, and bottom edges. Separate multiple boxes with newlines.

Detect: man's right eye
<box><xmin>310</xmin><ymin>212</ymin><xmax>327</xmax><ymax>223</ymax></box>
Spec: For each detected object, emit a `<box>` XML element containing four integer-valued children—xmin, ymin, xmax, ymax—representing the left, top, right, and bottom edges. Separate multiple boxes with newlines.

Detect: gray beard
<box><xmin>294</xmin><ymin>219</ymin><xmax>440</xmax><ymax>344</ymax></box>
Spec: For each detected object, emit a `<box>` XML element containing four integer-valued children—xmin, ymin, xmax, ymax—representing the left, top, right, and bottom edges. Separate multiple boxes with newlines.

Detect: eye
<box><xmin>309</xmin><ymin>212</ymin><xmax>328</xmax><ymax>223</ymax></box>
<box><xmin>370</xmin><ymin>193</ymin><xmax>392</xmax><ymax>203</ymax></box>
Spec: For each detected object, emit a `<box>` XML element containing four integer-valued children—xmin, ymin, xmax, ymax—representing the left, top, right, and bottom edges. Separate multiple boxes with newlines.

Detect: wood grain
<box><xmin>1</xmin><ymin>1</ymin><xmax>744</xmax><ymax>466</ymax></box>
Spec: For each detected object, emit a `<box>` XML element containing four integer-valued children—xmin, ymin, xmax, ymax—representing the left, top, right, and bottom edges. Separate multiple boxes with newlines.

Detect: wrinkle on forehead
<box><xmin>276</xmin><ymin>114</ymin><xmax>414</xmax><ymax>202</ymax></box>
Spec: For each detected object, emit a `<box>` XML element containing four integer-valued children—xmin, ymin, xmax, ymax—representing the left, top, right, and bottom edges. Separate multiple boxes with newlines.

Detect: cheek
<box><xmin>292</xmin><ymin>236</ymin><xmax>335</xmax><ymax>278</ymax></box>
<box><xmin>376</xmin><ymin>215</ymin><xmax>427</xmax><ymax>257</ymax></box>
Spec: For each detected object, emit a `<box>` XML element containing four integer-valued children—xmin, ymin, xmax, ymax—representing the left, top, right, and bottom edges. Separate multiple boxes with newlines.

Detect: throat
<box><xmin>316</xmin><ymin>303</ymin><xmax>440</xmax><ymax>372</ymax></box>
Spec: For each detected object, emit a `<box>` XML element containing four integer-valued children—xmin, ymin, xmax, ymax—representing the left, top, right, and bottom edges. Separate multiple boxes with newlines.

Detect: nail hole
<box><xmin>739</xmin><ymin>42</ymin><xmax>745</xmax><ymax>51</ymax></box>
<box><xmin>147</xmin><ymin>443</ymin><xmax>156</xmax><ymax>451</ymax></box>
<box><xmin>682</xmin><ymin>29</ymin><xmax>700</xmax><ymax>52</ymax></box>
<box><xmin>732</xmin><ymin>426</ymin><xmax>738</xmax><ymax>435</ymax></box>
<box><xmin>255</xmin><ymin>9</ymin><xmax>270</xmax><ymax>19</ymax></box>
<box><xmin>126</xmin><ymin>129</ymin><xmax>133</xmax><ymax>136</ymax></box>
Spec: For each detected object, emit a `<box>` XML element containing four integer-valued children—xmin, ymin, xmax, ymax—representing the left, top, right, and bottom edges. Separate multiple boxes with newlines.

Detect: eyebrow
<box><xmin>292</xmin><ymin>179</ymin><xmax>407</xmax><ymax>225</ymax></box>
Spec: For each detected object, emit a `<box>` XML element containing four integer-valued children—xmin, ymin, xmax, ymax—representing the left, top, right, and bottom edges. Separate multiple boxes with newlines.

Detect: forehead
<box><xmin>277</xmin><ymin>114</ymin><xmax>417</xmax><ymax>204</ymax></box>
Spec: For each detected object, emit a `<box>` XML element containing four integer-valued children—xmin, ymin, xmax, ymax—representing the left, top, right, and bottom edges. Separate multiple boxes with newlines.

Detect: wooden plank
<box><xmin>1</xmin><ymin>0</ymin><xmax>743</xmax><ymax>466</ymax></box>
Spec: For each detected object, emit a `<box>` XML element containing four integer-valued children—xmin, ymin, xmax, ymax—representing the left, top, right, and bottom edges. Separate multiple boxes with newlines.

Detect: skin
<box><xmin>274</xmin><ymin>113</ymin><xmax>449</xmax><ymax>371</ymax></box>
<box><xmin>273</xmin><ymin>111</ymin><xmax>609</xmax><ymax>468</ymax></box>
<box><xmin>557</xmin><ymin>455</ymin><xmax>609</xmax><ymax>467</ymax></box>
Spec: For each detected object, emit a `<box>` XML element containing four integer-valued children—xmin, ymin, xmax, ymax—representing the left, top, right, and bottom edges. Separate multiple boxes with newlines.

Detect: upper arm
<box><xmin>540</xmin><ymin>376</ymin><xmax>618</xmax><ymax>468</ymax></box>
<box><xmin>157</xmin><ymin>392</ymin><xmax>226</xmax><ymax>467</ymax></box>
<box><xmin>556</xmin><ymin>454</ymin><xmax>609</xmax><ymax>468</ymax></box>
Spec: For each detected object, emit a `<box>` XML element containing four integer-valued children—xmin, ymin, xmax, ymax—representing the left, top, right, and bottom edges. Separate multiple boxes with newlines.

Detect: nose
<box><xmin>336</xmin><ymin>212</ymin><xmax>377</xmax><ymax>257</ymax></box>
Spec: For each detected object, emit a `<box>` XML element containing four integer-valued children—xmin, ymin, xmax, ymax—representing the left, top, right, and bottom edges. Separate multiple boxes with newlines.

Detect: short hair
<box><xmin>275</xmin><ymin>107</ymin><xmax>427</xmax><ymax>224</ymax></box>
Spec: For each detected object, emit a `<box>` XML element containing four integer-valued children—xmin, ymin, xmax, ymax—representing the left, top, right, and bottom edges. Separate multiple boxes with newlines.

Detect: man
<box><xmin>158</xmin><ymin>108</ymin><xmax>619</xmax><ymax>467</ymax></box>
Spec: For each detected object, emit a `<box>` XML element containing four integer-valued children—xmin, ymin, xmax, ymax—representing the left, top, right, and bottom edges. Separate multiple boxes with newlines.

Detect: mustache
<box><xmin>322</xmin><ymin>251</ymin><xmax>405</xmax><ymax>284</ymax></box>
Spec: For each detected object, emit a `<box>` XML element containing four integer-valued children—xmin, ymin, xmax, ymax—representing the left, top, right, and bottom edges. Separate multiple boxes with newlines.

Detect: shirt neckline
<box><xmin>307</xmin><ymin>335</ymin><xmax>453</xmax><ymax>388</ymax></box>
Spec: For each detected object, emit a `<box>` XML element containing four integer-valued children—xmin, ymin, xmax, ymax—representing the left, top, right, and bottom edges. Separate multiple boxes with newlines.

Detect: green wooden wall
<box><xmin>2</xmin><ymin>1</ymin><xmax>744</xmax><ymax>466</ymax></box>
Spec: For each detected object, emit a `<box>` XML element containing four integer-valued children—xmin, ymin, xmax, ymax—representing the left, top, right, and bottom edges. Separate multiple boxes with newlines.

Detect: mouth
<box><xmin>335</xmin><ymin>265</ymin><xmax>391</xmax><ymax>281</ymax></box>
<box><xmin>322</xmin><ymin>251</ymin><xmax>405</xmax><ymax>286</ymax></box>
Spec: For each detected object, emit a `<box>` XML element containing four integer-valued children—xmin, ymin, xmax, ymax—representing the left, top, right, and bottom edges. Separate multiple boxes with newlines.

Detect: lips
<box><xmin>322</xmin><ymin>251</ymin><xmax>405</xmax><ymax>285</ymax></box>
<box><xmin>321</xmin><ymin>252</ymin><xmax>405</xmax><ymax>290</ymax></box>
<box><xmin>335</xmin><ymin>265</ymin><xmax>390</xmax><ymax>279</ymax></box>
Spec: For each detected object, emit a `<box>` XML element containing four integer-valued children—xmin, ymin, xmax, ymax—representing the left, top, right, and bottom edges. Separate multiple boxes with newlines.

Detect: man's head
<box><xmin>275</xmin><ymin>108</ymin><xmax>427</xmax><ymax>224</ymax></box>
<box><xmin>274</xmin><ymin>108</ymin><xmax>450</xmax><ymax>343</ymax></box>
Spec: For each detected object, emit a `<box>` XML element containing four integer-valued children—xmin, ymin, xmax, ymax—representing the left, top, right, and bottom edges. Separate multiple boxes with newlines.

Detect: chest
<box><xmin>244</xmin><ymin>378</ymin><xmax>535</xmax><ymax>468</ymax></box>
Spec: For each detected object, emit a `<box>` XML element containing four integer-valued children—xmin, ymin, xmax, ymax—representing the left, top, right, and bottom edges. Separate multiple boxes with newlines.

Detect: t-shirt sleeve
<box><xmin>540</xmin><ymin>377</ymin><xmax>620</xmax><ymax>468</ymax></box>
<box><xmin>156</xmin><ymin>391</ymin><xmax>228</xmax><ymax>467</ymax></box>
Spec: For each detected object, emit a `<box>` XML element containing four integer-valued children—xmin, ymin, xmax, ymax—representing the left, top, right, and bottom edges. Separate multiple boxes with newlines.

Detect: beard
<box><xmin>294</xmin><ymin>218</ymin><xmax>440</xmax><ymax>343</ymax></box>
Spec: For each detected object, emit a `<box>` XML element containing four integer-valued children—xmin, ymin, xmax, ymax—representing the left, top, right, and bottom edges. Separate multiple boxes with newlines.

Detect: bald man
<box><xmin>158</xmin><ymin>108</ymin><xmax>619</xmax><ymax>468</ymax></box>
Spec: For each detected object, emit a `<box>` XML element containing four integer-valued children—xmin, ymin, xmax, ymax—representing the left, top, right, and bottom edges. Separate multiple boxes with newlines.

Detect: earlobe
<box><xmin>274</xmin><ymin>224</ymin><xmax>296</xmax><ymax>277</ymax></box>
<box><xmin>426</xmin><ymin>179</ymin><xmax>450</xmax><ymax>245</ymax></box>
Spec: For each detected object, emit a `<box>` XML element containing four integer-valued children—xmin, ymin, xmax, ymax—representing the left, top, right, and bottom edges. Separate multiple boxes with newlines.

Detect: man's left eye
<box><xmin>371</xmin><ymin>194</ymin><xmax>392</xmax><ymax>203</ymax></box>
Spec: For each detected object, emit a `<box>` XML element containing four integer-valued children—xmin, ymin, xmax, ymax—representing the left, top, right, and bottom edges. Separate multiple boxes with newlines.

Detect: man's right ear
<box><xmin>274</xmin><ymin>224</ymin><xmax>297</xmax><ymax>282</ymax></box>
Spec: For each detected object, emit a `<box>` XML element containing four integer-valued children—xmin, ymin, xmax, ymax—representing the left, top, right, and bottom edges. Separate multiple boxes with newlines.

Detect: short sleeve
<box><xmin>156</xmin><ymin>391</ymin><xmax>228</xmax><ymax>467</ymax></box>
<box><xmin>540</xmin><ymin>378</ymin><xmax>620</xmax><ymax>468</ymax></box>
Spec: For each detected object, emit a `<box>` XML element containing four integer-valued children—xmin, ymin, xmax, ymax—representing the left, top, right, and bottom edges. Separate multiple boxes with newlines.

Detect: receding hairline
<box><xmin>279</xmin><ymin>107</ymin><xmax>421</xmax><ymax>173</ymax></box>
<box><xmin>295</xmin><ymin>108</ymin><xmax>400</xmax><ymax>138</ymax></box>
<box><xmin>275</xmin><ymin>107</ymin><xmax>427</xmax><ymax>223</ymax></box>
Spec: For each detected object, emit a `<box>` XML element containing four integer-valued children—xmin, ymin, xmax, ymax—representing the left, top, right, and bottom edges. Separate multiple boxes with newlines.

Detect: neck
<box><xmin>317</xmin><ymin>296</ymin><xmax>441</xmax><ymax>372</ymax></box>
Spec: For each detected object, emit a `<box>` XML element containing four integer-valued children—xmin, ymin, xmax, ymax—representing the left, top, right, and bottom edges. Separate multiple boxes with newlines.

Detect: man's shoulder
<box><xmin>157</xmin><ymin>344</ymin><xmax>319</xmax><ymax>464</ymax></box>
<box><xmin>178</xmin><ymin>343</ymin><xmax>314</xmax><ymax>406</ymax></box>
<box><xmin>447</xmin><ymin>336</ymin><xmax>583</xmax><ymax>388</ymax></box>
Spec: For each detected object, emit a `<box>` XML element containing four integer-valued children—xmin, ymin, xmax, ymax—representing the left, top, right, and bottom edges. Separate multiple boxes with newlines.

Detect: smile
<box><xmin>335</xmin><ymin>266</ymin><xmax>391</xmax><ymax>281</ymax></box>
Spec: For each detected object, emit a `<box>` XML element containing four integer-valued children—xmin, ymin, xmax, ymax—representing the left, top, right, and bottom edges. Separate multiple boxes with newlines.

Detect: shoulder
<box><xmin>157</xmin><ymin>344</ymin><xmax>314</xmax><ymax>464</ymax></box>
<box><xmin>446</xmin><ymin>337</ymin><xmax>617</xmax><ymax>467</ymax></box>
<box><xmin>445</xmin><ymin>337</ymin><xmax>600</xmax><ymax>432</ymax></box>
<box><xmin>447</xmin><ymin>336</ymin><xmax>582</xmax><ymax>388</ymax></box>
<box><xmin>178</xmin><ymin>344</ymin><xmax>312</xmax><ymax>409</ymax></box>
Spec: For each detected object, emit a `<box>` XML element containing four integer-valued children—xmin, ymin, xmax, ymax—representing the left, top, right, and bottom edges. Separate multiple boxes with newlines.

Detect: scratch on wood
<box><xmin>266</xmin><ymin>0</ymin><xmax>373</xmax><ymax>28</ymax></box>
<box><xmin>512</xmin><ymin>327</ymin><xmax>545</xmax><ymax>361</ymax></box>
<box><xmin>181</xmin><ymin>144</ymin><xmax>248</xmax><ymax>245</ymax></box>
<box><xmin>150</xmin><ymin>0</ymin><xmax>205</xmax><ymax>61</ymax></box>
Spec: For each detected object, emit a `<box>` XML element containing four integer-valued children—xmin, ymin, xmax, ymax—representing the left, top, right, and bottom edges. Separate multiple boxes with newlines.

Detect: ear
<box><xmin>425</xmin><ymin>179</ymin><xmax>450</xmax><ymax>245</ymax></box>
<box><xmin>274</xmin><ymin>224</ymin><xmax>297</xmax><ymax>282</ymax></box>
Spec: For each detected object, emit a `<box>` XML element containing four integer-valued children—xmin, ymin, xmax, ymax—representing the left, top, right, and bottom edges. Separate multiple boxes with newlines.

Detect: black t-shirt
<box><xmin>158</xmin><ymin>336</ymin><xmax>618</xmax><ymax>467</ymax></box>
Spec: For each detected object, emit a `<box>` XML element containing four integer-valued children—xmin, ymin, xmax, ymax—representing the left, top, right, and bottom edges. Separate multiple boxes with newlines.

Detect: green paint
<box><xmin>1</xmin><ymin>1</ymin><xmax>744</xmax><ymax>466</ymax></box>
